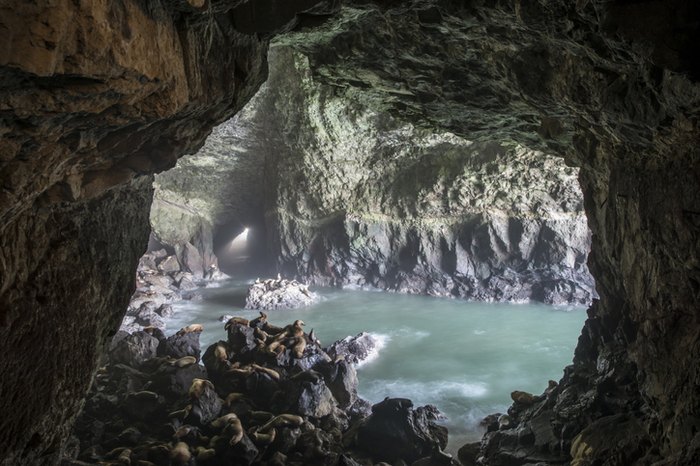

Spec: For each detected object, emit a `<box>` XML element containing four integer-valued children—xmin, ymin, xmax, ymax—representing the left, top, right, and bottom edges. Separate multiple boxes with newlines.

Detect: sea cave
<box><xmin>0</xmin><ymin>1</ymin><xmax>699</xmax><ymax>465</ymax></box>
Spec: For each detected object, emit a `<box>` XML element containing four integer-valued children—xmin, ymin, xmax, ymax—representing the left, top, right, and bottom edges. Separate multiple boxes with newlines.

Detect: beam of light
<box><xmin>227</xmin><ymin>227</ymin><xmax>250</xmax><ymax>254</ymax></box>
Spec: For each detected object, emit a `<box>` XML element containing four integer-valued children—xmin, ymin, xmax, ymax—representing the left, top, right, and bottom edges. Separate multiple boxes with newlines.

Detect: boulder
<box><xmin>109</xmin><ymin>332</ymin><xmax>160</xmax><ymax>367</ymax></box>
<box><xmin>356</xmin><ymin>398</ymin><xmax>448</xmax><ymax>463</ymax></box>
<box><xmin>179</xmin><ymin>241</ymin><xmax>205</xmax><ymax>278</ymax></box>
<box><xmin>158</xmin><ymin>331</ymin><xmax>202</xmax><ymax>361</ymax></box>
<box><xmin>325</xmin><ymin>332</ymin><xmax>381</xmax><ymax>365</ymax></box>
<box><xmin>317</xmin><ymin>359</ymin><xmax>358</xmax><ymax>409</ymax></box>
<box><xmin>245</xmin><ymin>277</ymin><xmax>319</xmax><ymax>310</ymax></box>
<box><xmin>158</xmin><ymin>255</ymin><xmax>181</xmax><ymax>274</ymax></box>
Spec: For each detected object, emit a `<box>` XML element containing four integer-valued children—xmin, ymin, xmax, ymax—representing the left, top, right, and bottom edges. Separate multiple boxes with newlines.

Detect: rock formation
<box><xmin>157</xmin><ymin>43</ymin><xmax>595</xmax><ymax>305</ymax></box>
<box><xmin>0</xmin><ymin>1</ymin><xmax>334</xmax><ymax>464</ymax></box>
<box><xmin>245</xmin><ymin>276</ymin><xmax>319</xmax><ymax>310</ymax></box>
<box><xmin>69</xmin><ymin>318</ymin><xmax>447</xmax><ymax>465</ymax></box>
<box><xmin>1</xmin><ymin>0</ymin><xmax>698</xmax><ymax>465</ymax></box>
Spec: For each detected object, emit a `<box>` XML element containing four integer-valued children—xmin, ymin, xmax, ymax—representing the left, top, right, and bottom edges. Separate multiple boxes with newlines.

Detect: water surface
<box><xmin>169</xmin><ymin>279</ymin><xmax>586</xmax><ymax>453</ymax></box>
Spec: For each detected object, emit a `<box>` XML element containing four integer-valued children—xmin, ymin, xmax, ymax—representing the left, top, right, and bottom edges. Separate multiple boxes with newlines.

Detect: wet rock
<box><xmin>158</xmin><ymin>255</ymin><xmax>181</xmax><ymax>274</ymax></box>
<box><xmin>156</xmin><ymin>304</ymin><xmax>174</xmax><ymax>318</ymax></box>
<box><xmin>356</xmin><ymin>398</ymin><xmax>448</xmax><ymax>463</ymax></box>
<box><xmin>187</xmin><ymin>380</ymin><xmax>223</xmax><ymax>426</ymax></box>
<box><xmin>245</xmin><ymin>277</ymin><xmax>319</xmax><ymax>310</ymax></box>
<box><xmin>326</xmin><ymin>332</ymin><xmax>380</xmax><ymax>365</ymax></box>
<box><xmin>279</xmin><ymin>372</ymin><xmax>336</xmax><ymax>418</ymax></box>
<box><xmin>109</xmin><ymin>332</ymin><xmax>160</xmax><ymax>367</ymax></box>
<box><xmin>159</xmin><ymin>330</ymin><xmax>202</xmax><ymax>362</ymax></box>
<box><xmin>227</xmin><ymin>323</ymin><xmax>257</xmax><ymax>356</ymax></box>
<box><xmin>317</xmin><ymin>359</ymin><xmax>359</xmax><ymax>409</ymax></box>
<box><xmin>179</xmin><ymin>242</ymin><xmax>205</xmax><ymax>278</ymax></box>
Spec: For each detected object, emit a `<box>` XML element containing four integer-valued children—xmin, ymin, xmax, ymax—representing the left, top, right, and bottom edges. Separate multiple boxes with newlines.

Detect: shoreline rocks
<box><xmin>69</xmin><ymin>317</ymin><xmax>450</xmax><ymax>466</ymax></box>
<box><xmin>123</xmin><ymin>249</ymin><xmax>228</xmax><ymax>333</ymax></box>
<box><xmin>245</xmin><ymin>276</ymin><xmax>319</xmax><ymax>310</ymax></box>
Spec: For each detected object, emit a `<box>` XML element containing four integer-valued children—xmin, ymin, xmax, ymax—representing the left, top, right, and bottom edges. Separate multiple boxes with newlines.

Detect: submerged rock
<box><xmin>245</xmin><ymin>276</ymin><xmax>319</xmax><ymax>310</ymax></box>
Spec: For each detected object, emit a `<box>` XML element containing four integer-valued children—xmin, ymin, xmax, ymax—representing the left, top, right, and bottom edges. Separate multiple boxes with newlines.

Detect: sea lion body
<box><xmin>177</xmin><ymin>324</ymin><xmax>203</xmax><ymax>336</ymax></box>
<box><xmin>188</xmin><ymin>378</ymin><xmax>214</xmax><ymax>399</ymax></box>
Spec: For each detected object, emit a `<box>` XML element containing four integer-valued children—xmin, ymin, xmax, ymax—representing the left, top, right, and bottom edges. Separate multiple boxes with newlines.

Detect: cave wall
<box><xmin>0</xmin><ymin>0</ymin><xmax>698</xmax><ymax>465</ymax></box>
<box><xmin>0</xmin><ymin>0</ymin><xmax>330</xmax><ymax>464</ymax></box>
<box><xmin>273</xmin><ymin>1</ymin><xmax>697</xmax><ymax>463</ymax></box>
<box><xmin>260</xmin><ymin>45</ymin><xmax>594</xmax><ymax>304</ymax></box>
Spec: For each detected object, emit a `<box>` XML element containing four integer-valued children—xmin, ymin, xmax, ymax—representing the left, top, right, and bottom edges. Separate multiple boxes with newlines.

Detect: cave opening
<box><xmin>2</xmin><ymin>1</ymin><xmax>698</xmax><ymax>465</ymax></box>
<box><xmin>103</xmin><ymin>39</ymin><xmax>598</xmax><ymax>459</ymax></box>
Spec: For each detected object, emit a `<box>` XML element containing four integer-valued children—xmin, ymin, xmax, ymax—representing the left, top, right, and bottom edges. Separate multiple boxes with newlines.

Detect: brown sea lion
<box><xmin>170</xmin><ymin>442</ymin><xmax>191</xmax><ymax>465</ymax></box>
<box><xmin>511</xmin><ymin>390</ymin><xmax>537</xmax><ymax>406</ymax></box>
<box><xmin>176</xmin><ymin>324</ymin><xmax>203</xmax><ymax>336</ymax></box>
<box><xmin>188</xmin><ymin>378</ymin><xmax>214</xmax><ymax>399</ymax></box>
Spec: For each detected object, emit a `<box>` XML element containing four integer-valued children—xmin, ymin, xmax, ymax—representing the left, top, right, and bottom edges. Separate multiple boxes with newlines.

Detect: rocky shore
<box><xmin>245</xmin><ymin>276</ymin><xmax>320</xmax><ymax>311</ymax></box>
<box><xmin>121</xmin><ymin>249</ymin><xmax>228</xmax><ymax>333</ymax></box>
<box><xmin>67</xmin><ymin>318</ymin><xmax>451</xmax><ymax>465</ymax></box>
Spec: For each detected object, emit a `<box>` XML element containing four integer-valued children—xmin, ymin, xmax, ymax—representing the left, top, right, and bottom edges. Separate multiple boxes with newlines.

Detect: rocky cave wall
<box><xmin>0</xmin><ymin>0</ymin><xmax>333</xmax><ymax>464</ymax></box>
<box><xmin>274</xmin><ymin>2</ymin><xmax>697</xmax><ymax>464</ymax></box>
<box><xmin>152</xmin><ymin>43</ymin><xmax>595</xmax><ymax>304</ymax></box>
<box><xmin>0</xmin><ymin>0</ymin><xmax>699</xmax><ymax>465</ymax></box>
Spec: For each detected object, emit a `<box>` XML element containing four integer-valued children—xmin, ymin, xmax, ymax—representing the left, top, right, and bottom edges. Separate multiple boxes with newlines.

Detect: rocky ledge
<box><xmin>68</xmin><ymin>317</ymin><xmax>451</xmax><ymax>466</ymax></box>
<box><xmin>122</xmin><ymin>249</ymin><xmax>228</xmax><ymax>332</ymax></box>
<box><xmin>245</xmin><ymin>276</ymin><xmax>320</xmax><ymax>311</ymax></box>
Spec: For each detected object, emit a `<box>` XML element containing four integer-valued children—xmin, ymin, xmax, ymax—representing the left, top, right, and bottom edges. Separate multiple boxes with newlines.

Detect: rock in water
<box><xmin>356</xmin><ymin>398</ymin><xmax>448</xmax><ymax>463</ymax></box>
<box><xmin>326</xmin><ymin>332</ymin><xmax>381</xmax><ymax>365</ymax></box>
<box><xmin>245</xmin><ymin>276</ymin><xmax>319</xmax><ymax>310</ymax></box>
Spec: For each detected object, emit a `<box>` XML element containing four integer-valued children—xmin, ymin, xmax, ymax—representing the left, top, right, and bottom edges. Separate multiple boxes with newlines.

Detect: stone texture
<box><xmin>1</xmin><ymin>1</ymin><xmax>699</xmax><ymax>465</ymax></box>
<box><xmin>0</xmin><ymin>1</ymin><xmax>331</xmax><ymax>464</ymax></box>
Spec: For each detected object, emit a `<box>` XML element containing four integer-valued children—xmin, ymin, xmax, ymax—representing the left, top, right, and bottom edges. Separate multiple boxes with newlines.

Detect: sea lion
<box><xmin>188</xmin><ymin>378</ymin><xmax>214</xmax><ymax>399</ymax></box>
<box><xmin>511</xmin><ymin>390</ymin><xmax>537</xmax><ymax>406</ymax></box>
<box><xmin>254</xmin><ymin>327</ymin><xmax>269</xmax><ymax>341</ymax></box>
<box><xmin>177</xmin><ymin>324</ymin><xmax>204</xmax><ymax>336</ymax></box>
<box><xmin>291</xmin><ymin>336</ymin><xmax>307</xmax><ymax>358</ymax></box>
<box><xmin>211</xmin><ymin>413</ymin><xmax>239</xmax><ymax>429</ymax></box>
<box><xmin>225</xmin><ymin>316</ymin><xmax>249</xmax><ymax>331</ymax></box>
<box><xmin>262</xmin><ymin>321</ymin><xmax>284</xmax><ymax>335</ymax></box>
<box><xmin>249</xmin><ymin>410</ymin><xmax>275</xmax><ymax>423</ymax></box>
<box><xmin>258</xmin><ymin>414</ymin><xmax>304</xmax><ymax>432</ymax></box>
<box><xmin>250</xmin><ymin>311</ymin><xmax>268</xmax><ymax>329</ymax></box>
<box><xmin>223</xmin><ymin>416</ymin><xmax>244</xmax><ymax>445</ymax></box>
<box><xmin>214</xmin><ymin>343</ymin><xmax>228</xmax><ymax>363</ymax></box>
<box><xmin>195</xmin><ymin>447</ymin><xmax>217</xmax><ymax>462</ymax></box>
<box><xmin>250</xmin><ymin>364</ymin><xmax>281</xmax><ymax>381</ymax></box>
<box><xmin>170</xmin><ymin>442</ymin><xmax>191</xmax><ymax>465</ymax></box>
<box><xmin>544</xmin><ymin>379</ymin><xmax>558</xmax><ymax>397</ymax></box>
<box><xmin>168</xmin><ymin>405</ymin><xmax>192</xmax><ymax>420</ymax></box>
<box><xmin>170</xmin><ymin>356</ymin><xmax>197</xmax><ymax>368</ymax></box>
<box><xmin>250</xmin><ymin>427</ymin><xmax>276</xmax><ymax>445</ymax></box>
<box><xmin>224</xmin><ymin>392</ymin><xmax>248</xmax><ymax>407</ymax></box>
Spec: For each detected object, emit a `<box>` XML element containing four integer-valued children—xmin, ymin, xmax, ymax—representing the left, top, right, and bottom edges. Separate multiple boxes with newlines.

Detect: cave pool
<box><xmin>167</xmin><ymin>278</ymin><xmax>587</xmax><ymax>453</ymax></box>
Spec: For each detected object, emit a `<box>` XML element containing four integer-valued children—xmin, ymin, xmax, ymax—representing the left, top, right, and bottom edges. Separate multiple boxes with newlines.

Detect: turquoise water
<box><xmin>168</xmin><ymin>279</ymin><xmax>587</xmax><ymax>453</ymax></box>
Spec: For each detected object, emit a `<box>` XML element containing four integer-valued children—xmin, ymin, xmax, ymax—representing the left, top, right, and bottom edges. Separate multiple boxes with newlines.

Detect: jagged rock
<box><xmin>158</xmin><ymin>255</ymin><xmax>181</xmax><ymax>274</ymax></box>
<box><xmin>158</xmin><ymin>331</ymin><xmax>202</xmax><ymax>362</ymax></box>
<box><xmin>317</xmin><ymin>360</ymin><xmax>358</xmax><ymax>409</ymax></box>
<box><xmin>279</xmin><ymin>374</ymin><xmax>336</xmax><ymax>418</ymax></box>
<box><xmin>227</xmin><ymin>323</ymin><xmax>257</xmax><ymax>355</ymax></box>
<box><xmin>156</xmin><ymin>304</ymin><xmax>174</xmax><ymax>318</ymax></box>
<box><xmin>356</xmin><ymin>398</ymin><xmax>448</xmax><ymax>463</ymax></box>
<box><xmin>245</xmin><ymin>277</ymin><xmax>319</xmax><ymax>310</ymax></box>
<box><xmin>187</xmin><ymin>381</ymin><xmax>222</xmax><ymax>426</ymax></box>
<box><xmin>109</xmin><ymin>332</ymin><xmax>160</xmax><ymax>368</ymax></box>
<box><xmin>180</xmin><ymin>242</ymin><xmax>205</xmax><ymax>278</ymax></box>
<box><xmin>326</xmin><ymin>332</ymin><xmax>381</xmax><ymax>365</ymax></box>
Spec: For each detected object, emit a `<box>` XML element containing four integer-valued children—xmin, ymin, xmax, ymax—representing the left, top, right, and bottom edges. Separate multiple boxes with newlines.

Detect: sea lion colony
<box><xmin>67</xmin><ymin>316</ymin><xmax>452</xmax><ymax>465</ymax></box>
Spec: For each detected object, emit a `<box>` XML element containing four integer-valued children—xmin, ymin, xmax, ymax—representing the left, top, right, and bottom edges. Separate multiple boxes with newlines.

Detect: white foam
<box><xmin>392</xmin><ymin>327</ymin><xmax>430</xmax><ymax>340</ymax></box>
<box><xmin>356</xmin><ymin>332</ymin><xmax>391</xmax><ymax>368</ymax></box>
<box><xmin>473</xmin><ymin>329</ymin><xmax>486</xmax><ymax>335</ymax></box>
<box><xmin>362</xmin><ymin>379</ymin><xmax>489</xmax><ymax>405</ymax></box>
